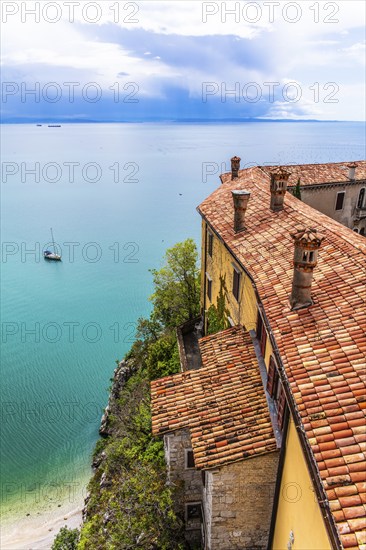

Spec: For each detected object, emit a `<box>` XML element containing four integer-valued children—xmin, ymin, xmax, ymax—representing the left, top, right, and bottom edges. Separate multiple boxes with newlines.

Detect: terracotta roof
<box><xmin>257</xmin><ymin>161</ymin><xmax>366</xmax><ymax>187</ymax></box>
<box><xmin>151</xmin><ymin>326</ymin><xmax>277</xmax><ymax>469</ymax></box>
<box><xmin>197</xmin><ymin>165</ymin><xmax>366</xmax><ymax>549</ymax></box>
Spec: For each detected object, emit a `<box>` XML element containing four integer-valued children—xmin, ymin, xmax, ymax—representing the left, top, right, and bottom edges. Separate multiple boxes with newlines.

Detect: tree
<box><xmin>293</xmin><ymin>178</ymin><xmax>302</xmax><ymax>200</ymax></box>
<box><xmin>149</xmin><ymin>239</ymin><xmax>200</xmax><ymax>329</ymax></box>
<box><xmin>51</xmin><ymin>527</ymin><xmax>79</xmax><ymax>550</ymax></box>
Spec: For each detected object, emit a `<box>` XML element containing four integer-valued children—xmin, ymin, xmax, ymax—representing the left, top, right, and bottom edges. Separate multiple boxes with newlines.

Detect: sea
<box><xmin>0</xmin><ymin>121</ymin><xmax>365</xmax><ymax>547</ymax></box>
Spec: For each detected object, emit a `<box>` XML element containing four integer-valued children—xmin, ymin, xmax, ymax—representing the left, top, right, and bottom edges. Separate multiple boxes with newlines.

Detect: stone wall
<box><xmin>164</xmin><ymin>429</ymin><xmax>204</xmax><ymax>546</ymax></box>
<box><xmin>203</xmin><ymin>451</ymin><xmax>280</xmax><ymax>550</ymax></box>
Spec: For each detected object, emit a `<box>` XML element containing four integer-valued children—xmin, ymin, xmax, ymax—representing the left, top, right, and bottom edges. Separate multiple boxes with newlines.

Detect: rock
<box><xmin>99</xmin><ymin>472</ymin><xmax>111</xmax><ymax>489</ymax></box>
<box><xmin>98</xmin><ymin>360</ymin><xmax>137</xmax><ymax>437</ymax></box>
<box><xmin>92</xmin><ymin>450</ymin><xmax>107</xmax><ymax>469</ymax></box>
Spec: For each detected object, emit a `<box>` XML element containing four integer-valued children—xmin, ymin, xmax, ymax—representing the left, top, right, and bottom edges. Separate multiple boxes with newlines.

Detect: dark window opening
<box><xmin>233</xmin><ymin>268</ymin><xmax>240</xmax><ymax>301</ymax></box>
<box><xmin>206</xmin><ymin>276</ymin><xmax>212</xmax><ymax>301</ymax></box>
<box><xmin>357</xmin><ymin>188</ymin><xmax>365</xmax><ymax>209</ymax></box>
<box><xmin>309</xmin><ymin>251</ymin><xmax>314</xmax><ymax>262</ymax></box>
<box><xmin>335</xmin><ymin>192</ymin><xmax>345</xmax><ymax>211</ymax></box>
<box><xmin>186</xmin><ymin>503</ymin><xmax>202</xmax><ymax>521</ymax></box>
<box><xmin>186</xmin><ymin>450</ymin><xmax>195</xmax><ymax>469</ymax></box>
<box><xmin>302</xmin><ymin>251</ymin><xmax>307</xmax><ymax>261</ymax></box>
<box><xmin>360</xmin><ymin>227</ymin><xmax>365</xmax><ymax>236</ymax></box>
<box><xmin>208</xmin><ymin>232</ymin><xmax>213</xmax><ymax>257</ymax></box>
<box><xmin>201</xmin><ymin>470</ymin><xmax>206</xmax><ymax>487</ymax></box>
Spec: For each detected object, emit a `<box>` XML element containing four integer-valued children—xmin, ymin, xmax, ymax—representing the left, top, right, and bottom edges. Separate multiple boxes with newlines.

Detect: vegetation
<box><xmin>206</xmin><ymin>275</ymin><xmax>230</xmax><ymax>335</ymax></box>
<box><xmin>292</xmin><ymin>178</ymin><xmax>302</xmax><ymax>200</ymax></box>
<box><xmin>149</xmin><ymin>238</ymin><xmax>200</xmax><ymax>330</ymax></box>
<box><xmin>52</xmin><ymin>527</ymin><xmax>79</xmax><ymax>549</ymax></box>
<box><xmin>52</xmin><ymin>239</ymin><xmax>200</xmax><ymax>550</ymax></box>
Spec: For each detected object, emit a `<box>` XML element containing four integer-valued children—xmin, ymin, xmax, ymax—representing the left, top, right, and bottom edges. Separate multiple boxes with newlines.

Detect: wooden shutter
<box><xmin>266</xmin><ymin>356</ymin><xmax>276</xmax><ymax>397</ymax></box>
<box><xmin>277</xmin><ymin>387</ymin><xmax>287</xmax><ymax>430</ymax></box>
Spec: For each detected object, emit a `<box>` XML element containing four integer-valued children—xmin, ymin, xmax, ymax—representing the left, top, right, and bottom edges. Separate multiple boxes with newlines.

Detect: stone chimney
<box><xmin>231</xmin><ymin>156</ymin><xmax>241</xmax><ymax>180</ymax></box>
<box><xmin>232</xmin><ymin>190</ymin><xmax>250</xmax><ymax>233</ymax></box>
<box><xmin>270</xmin><ymin>167</ymin><xmax>291</xmax><ymax>212</ymax></box>
<box><xmin>347</xmin><ymin>162</ymin><xmax>358</xmax><ymax>181</ymax></box>
<box><xmin>290</xmin><ymin>228</ymin><xmax>324</xmax><ymax>310</ymax></box>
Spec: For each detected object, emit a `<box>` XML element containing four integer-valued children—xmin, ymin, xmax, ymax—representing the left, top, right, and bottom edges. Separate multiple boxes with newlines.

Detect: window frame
<box><xmin>207</xmin><ymin>231</ymin><xmax>214</xmax><ymax>257</ymax></box>
<box><xmin>206</xmin><ymin>273</ymin><xmax>212</xmax><ymax>301</ymax></box>
<box><xmin>232</xmin><ymin>266</ymin><xmax>241</xmax><ymax>302</ymax></box>
<box><xmin>357</xmin><ymin>188</ymin><xmax>365</xmax><ymax>209</ymax></box>
<box><xmin>185</xmin><ymin>502</ymin><xmax>203</xmax><ymax>523</ymax></box>
<box><xmin>185</xmin><ymin>449</ymin><xmax>195</xmax><ymax>469</ymax></box>
<box><xmin>335</xmin><ymin>191</ymin><xmax>345</xmax><ymax>211</ymax></box>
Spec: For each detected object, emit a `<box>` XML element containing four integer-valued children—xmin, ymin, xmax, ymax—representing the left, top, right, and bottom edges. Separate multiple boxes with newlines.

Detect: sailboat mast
<box><xmin>50</xmin><ymin>227</ymin><xmax>55</xmax><ymax>252</ymax></box>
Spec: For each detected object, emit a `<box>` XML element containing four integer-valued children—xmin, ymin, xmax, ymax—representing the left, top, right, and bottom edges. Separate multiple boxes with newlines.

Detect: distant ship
<box><xmin>36</xmin><ymin>124</ymin><xmax>42</xmax><ymax>127</ymax></box>
<box><xmin>48</xmin><ymin>125</ymin><xmax>61</xmax><ymax>128</ymax></box>
<box><xmin>44</xmin><ymin>228</ymin><xmax>62</xmax><ymax>261</ymax></box>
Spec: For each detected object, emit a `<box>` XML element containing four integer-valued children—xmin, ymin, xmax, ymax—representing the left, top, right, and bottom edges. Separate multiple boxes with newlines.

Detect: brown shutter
<box><xmin>277</xmin><ymin>387</ymin><xmax>287</xmax><ymax>430</ymax></box>
<box><xmin>266</xmin><ymin>356</ymin><xmax>276</xmax><ymax>397</ymax></box>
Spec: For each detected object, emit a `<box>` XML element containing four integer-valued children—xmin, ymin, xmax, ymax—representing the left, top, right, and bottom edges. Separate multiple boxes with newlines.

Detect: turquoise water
<box><xmin>1</xmin><ymin>122</ymin><xmax>365</xmax><ymax>520</ymax></box>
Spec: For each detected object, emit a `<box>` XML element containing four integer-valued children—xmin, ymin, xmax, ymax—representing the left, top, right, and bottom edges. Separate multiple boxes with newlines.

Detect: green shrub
<box><xmin>52</xmin><ymin>527</ymin><xmax>79</xmax><ymax>550</ymax></box>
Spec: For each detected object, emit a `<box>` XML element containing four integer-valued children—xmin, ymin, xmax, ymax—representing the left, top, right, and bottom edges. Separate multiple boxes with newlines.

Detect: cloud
<box><xmin>1</xmin><ymin>0</ymin><xmax>365</xmax><ymax>121</ymax></box>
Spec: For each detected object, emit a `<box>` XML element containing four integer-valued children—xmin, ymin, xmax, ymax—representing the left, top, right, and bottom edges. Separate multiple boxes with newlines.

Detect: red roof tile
<box><xmin>259</xmin><ymin>161</ymin><xmax>366</xmax><ymax>187</ymax></box>
<box><xmin>151</xmin><ymin>326</ymin><xmax>277</xmax><ymax>469</ymax></box>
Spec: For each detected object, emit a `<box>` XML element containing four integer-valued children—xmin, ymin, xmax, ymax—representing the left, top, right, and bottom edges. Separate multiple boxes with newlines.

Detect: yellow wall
<box><xmin>202</xmin><ymin>221</ymin><xmax>257</xmax><ymax>332</ymax></box>
<box><xmin>272</xmin><ymin>418</ymin><xmax>331</xmax><ymax>550</ymax></box>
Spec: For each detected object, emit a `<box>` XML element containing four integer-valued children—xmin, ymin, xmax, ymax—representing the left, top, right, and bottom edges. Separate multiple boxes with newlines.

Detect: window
<box><xmin>335</xmin><ymin>192</ymin><xmax>345</xmax><ymax>211</ymax></box>
<box><xmin>267</xmin><ymin>356</ymin><xmax>287</xmax><ymax>430</ymax></box>
<box><xmin>360</xmin><ymin>227</ymin><xmax>365</xmax><ymax>236</ymax></box>
<box><xmin>357</xmin><ymin>188</ymin><xmax>365</xmax><ymax>209</ymax></box>
<box><xmin>201</xmin><ymin>470</ymin><xmax>206</xmax><ymax>487</ymax></box>
<box><xmin>233</xmin><ymin>267</ymin><xmax>241</xmax><ymax>301</ymax></box>
<box><xmin>207</xmin><ymin>232</ymin><xmax>213</xmax><ymax>257</ymax></box>
<box><xmin>185</xmin><ymin>449</ymin><xmax>195</xmax><ymax>469</ymax></box>
<box><xmin>186</xmin><ymin>503</ymin><xmax>202</xmax><ymax>521</ymax></box>
<box><xmin>256</xmin><ymin>311</ymin><xmax>267</xmax><ymax>356</ymax></box>
<box><xmin>206</xmin><ymin>274</ymin><xmax>212</xmax><ymax>301</ymax></box>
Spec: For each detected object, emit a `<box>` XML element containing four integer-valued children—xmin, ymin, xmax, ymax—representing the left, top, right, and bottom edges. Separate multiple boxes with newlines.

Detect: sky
<box><xmin>1</xmin><ymin>0</ymin><xmax>365</xmax><ymax>121</ymax></box>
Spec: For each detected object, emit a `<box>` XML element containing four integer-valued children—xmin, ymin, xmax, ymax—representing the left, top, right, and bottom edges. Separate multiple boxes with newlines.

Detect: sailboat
<box><xmin>44</xmin><ymin>228</ymin><xmax>62</xmax><ymax>261</ymax></box>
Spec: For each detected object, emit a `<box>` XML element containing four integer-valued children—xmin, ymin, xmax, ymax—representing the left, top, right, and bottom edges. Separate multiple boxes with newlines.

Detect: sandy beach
<box><xmin>0</xmin><ymin>497</ymin><xmax>83</xmax><ymax>550</ymax></box>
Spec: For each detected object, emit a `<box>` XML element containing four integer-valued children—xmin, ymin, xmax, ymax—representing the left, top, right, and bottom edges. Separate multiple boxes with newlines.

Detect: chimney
<box><xmin>347</xmin><ymin>162</ymin><xmax>358</xmax><ymax>181</ymax></box>
<box><xmin>231</xmin><ymin>156</ymin><xmax>241</xmax><ymax>180</ymax></box>
<box><xmin>232</xmin><ymin>190</ymin><xmax>250</xmax><ymax>233</ymax></box>
<box><xmin>270</xmin><ymin>167</ymin><xmax>291</xmax><ymax>212</ymax></box>
<box><xmin>290</xmin><ymin>228</ymin><xmax>324</xmax><ymax>310</ymax></box>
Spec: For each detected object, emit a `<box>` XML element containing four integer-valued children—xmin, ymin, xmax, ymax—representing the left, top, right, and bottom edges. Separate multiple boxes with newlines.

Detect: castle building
<box><xmin>151</xmin><ymin>160</ymin><xmax>366</xmax><ymax>550</ymax></box>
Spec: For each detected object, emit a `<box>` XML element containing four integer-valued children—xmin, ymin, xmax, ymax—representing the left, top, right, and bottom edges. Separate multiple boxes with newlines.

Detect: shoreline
<box><xmin>0</xmin><ymin>483</ymin><xmax>87</xmax><ymax>550</ymax></box>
